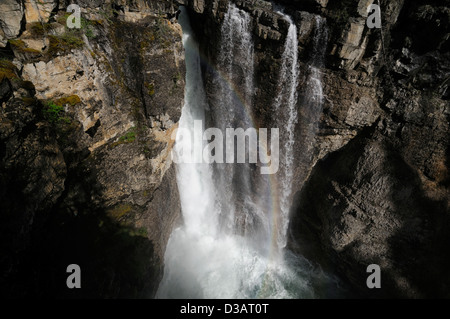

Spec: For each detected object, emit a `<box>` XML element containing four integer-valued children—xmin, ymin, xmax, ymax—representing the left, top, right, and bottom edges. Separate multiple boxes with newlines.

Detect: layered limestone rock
<box><xmin>336</xmin><ymin>17</ymin><xmax>367</xmax><ymax>69</ymax></box>
<box><xmin>24</xmin><ymin>0</ymin><xmax>58</xmax><ymax>24</ymax></box>
<box><xmin>1</xmin><ymin>1</ymin><xmax>185</xmax><ymax>298</ymax></box>
<box><xmin>288</xmin><ymin>0</ymin><xmax>450</xmax><ymax>298</ymax></box>
<box><xmin>0</xmin><ymin>0</ymin><xmax>24</xmax><ymax>46</ymax></box>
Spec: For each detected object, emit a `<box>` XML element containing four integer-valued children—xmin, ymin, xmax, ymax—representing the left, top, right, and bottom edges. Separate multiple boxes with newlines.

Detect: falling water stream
<box><xmin>157</xmin><ymin>5</ymin><xmax>344</xmax><ymax>299</ymax></box>
<box><xmin>273</xmin><ymin>12</ymin><xmax>300</xmax><ymax>251</ymax></box>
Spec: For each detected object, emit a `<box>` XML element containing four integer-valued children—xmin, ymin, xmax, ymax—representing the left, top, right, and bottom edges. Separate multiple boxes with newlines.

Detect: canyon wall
<box><xmin>181</xmin><ymin>0</ymin><xmax>450</xmax><ymax>298</ymax></box>
<box><xmin>1</xmin><ymin>0</ymin><xmax>449</xmax><ymax>298</ymax></box>
<box><xmin>1</xmin><ymin>0</ymin><xmax>184</xmax><ymax>298</ymax></box>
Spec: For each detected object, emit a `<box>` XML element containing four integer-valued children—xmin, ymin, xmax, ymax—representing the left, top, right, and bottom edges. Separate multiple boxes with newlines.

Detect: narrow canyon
<box><xmin>0</xmin><ymin>0</ymin><xmax>449</xmax><ymax>298</ymax></box>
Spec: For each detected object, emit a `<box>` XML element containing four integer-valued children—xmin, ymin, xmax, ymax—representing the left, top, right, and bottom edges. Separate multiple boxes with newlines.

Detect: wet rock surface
<box><xmin>181</xmin><ymin>0</ymin><xmax>450</xmax><ymax>297</ymax></box>
<box><xmin>0</xmin><ymin>0</ymin><xmax>448</xmax><ymax>298</ymax></box>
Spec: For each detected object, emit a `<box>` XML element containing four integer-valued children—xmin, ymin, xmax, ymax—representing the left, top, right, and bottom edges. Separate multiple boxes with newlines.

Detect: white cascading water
<box><xmin>273</xmin><ymin>13</ymin><xmax>300</xmax><ymax>251</ymax></box>
<box><xmin>299</xmin><ymin>14</ymin><xmax>329</xmax><ymax>168</ymax></box>
<box><xmin>212</xmin><ymin>3</ymin><xmax>255</xmax><ymax>236</ymax></box>
<box><xmin>157</xmin><ymin>5</ymin><xmax>343</xmax><ymax>299</ymax></box>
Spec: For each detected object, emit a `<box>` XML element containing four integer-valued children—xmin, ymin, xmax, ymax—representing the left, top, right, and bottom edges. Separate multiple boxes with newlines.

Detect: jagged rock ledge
<box><xmin>1</xmin><ymin>0</ymin><xmax>186</xmax><ymax>298</ymax></box>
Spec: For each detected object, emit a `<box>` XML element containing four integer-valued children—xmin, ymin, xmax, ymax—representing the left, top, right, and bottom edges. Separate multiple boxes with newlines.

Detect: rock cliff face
<box><xmin>288</xmin><ymin>0</ymin><xmax>450</xmax><ymax>298</ymax></box>
<box><xmin>180</xmin><ymin>0</ymin><xmax>450</xmax><ymax>297</ymax></box>
<box><xmin>1</xmin><ymin>0</ymin><xmax>449</xmax><ymax>298</ymax></box>
<box><xmin>1</xmin><ymin>0</ymin><xmax>184</xmax><ymax>298</ymax></box>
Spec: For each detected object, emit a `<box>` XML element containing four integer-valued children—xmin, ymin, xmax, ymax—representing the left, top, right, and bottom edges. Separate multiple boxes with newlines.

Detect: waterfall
<box><xmin>157</xmin><ymin>5</ymin><xmax>344</xmax><ymax>299</ymax></box>
<box><xmin>218</xmin><ymin>4</ymin><xmax>255</xmax><ymax>110</ymax></box>
<box><xmin>307</xmin><ymin>15</ymin><xmax>328</xmax><ymax>117</ymax></box>
<box><xmin>273</xmin><ymin>13</ymin><xmax>300</xmax><ymax>251</ymax></box>
<box><xmin>302</xmin><ymin>15</ymin><xmax>329</xmax><ymax>160</ymax></box>
<box><xmin>212</xmin><ymin>3</ymin><xmax>256</xmax><ymax>235</ymax></box>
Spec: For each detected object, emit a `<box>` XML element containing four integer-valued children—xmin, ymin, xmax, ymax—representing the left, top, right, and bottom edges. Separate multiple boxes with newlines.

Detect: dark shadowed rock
<box><xmin>289</xmin><ymin>127</ymin><xmax>450</xmax><ymax>298</ymax></box>
<box><xmin>0</xmin><ymin>1</ymin><xmax>184</xmax><ymax>298</ymax></box>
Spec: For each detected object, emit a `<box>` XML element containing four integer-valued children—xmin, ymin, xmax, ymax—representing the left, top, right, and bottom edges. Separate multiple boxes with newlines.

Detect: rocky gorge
<box><xmin>0</xmin><ymin>0</ymin><xmax>449</xmax><ymax>298</ymax></box>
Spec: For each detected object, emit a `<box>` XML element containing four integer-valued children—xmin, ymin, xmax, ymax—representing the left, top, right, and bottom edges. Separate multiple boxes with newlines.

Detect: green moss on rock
<box><xmin>8</xmin><ymin>39</ymin><xmax>41</xmax><ymax>54</ymax></box>
<box><xmin>47</xmin><ymin>33</ymin><xmax>84</xmax><ymax>57</ymax></box>
<box><xmin>144</xmin><ymin>82</ymin><xmax>155</xmax><ymax>96</ymax></box>
<box><xmin>107</xmin><ymin>204</ymin><xmax>133</xmax><ymax>221</ymax></box>
<box><xmin>54</xmin><ymin>95</ymin><xmax>82</xmax><ymax>106</ymax></box>
<box><xmin>0</xmin><ymin>59</ymin><xmax>19</xmax><ymax>81</ymax></box>
<box><xmin>43</xmin><ymin>100</ymin><xmax>65</xmax><ymax>123</ymax></box>
<box><xmin>29</xmin><ymin>22</ymin><xmax>55</xmax><ymax>37</ymax></box>
<box><xmin>109</xmin><ymin>127</ymin><xmax>137</xmax><ymax>148</ymax></box>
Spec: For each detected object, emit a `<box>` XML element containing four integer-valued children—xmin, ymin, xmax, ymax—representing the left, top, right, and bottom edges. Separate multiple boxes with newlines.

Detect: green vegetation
<box><xmin>144</xmin><ymin>82</ymin><xmax>155</xmax><ymax>96</ymax></box>
<box><xmin>43</xmin><ymin>100</ymin><xmax>65</xmax><ymax>123</ymax></box>
<box><xmin>45</xmin><ymin>13</ymin><xmax>99</xmax><ymax>58</ymax></box>
<box><xmin>81</xmin><ymin>17</ymin><xmax>95</xmax><ymax>39</ymax></box>
<box><xmin>58</xmin><ymin>12</ymin><xmax>97</xmax><ymax>39</ymax></box>
<box><xmin>109</xmin><ymin>127</ymin><xmax>137</xmax><ymax>148</ymax></box>
<box><xmin>7</xmin><ymin>14</ymin><xmax>98</xmax><ymax>61</ymax></box>
<box><xmin>119</xmin><ymin>130</ymin><xmax>136</xmax><ymax>143</ymax></box>
<box><xmin>47</xmin><ymin>33</ymin><xmax>84</xmax><ymax>57</ymax></box>
<box><xmin>119</xmin><ymin>227</ymin><xmax>149</xmax><ymax>238</ymax></box>
<box><xmin>42</xmin><ymin>95</ymin><xmax>80</xmax><ymax>123</ymax></box>
<box><xmin>29</xmin><ymin>21</ymin><xmax>54</xmax><ymax>37</ymax></box>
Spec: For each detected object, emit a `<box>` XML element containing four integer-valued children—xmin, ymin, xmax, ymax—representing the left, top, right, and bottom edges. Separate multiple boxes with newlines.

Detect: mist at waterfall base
<box><xmin>157</xmin><ymin>6</ymin><xmax>345</xmax><ymax>299</ymax></box>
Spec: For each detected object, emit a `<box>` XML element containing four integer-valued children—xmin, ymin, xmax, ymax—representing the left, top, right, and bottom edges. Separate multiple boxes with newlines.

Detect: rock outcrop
<box><xmin>288</xmin><ymin>0</ymin><xmax>450</xmax><ymax>298</ymax></box>
<box><xmin>1</xmin><ymin>0</ymin><xmax>184</xmax><ymax>298</ymax></box>
<box><xmin>0</xmin><ymin>0</ymin><xmax>24</xmax><ymax>46</ymax></box>
<box><xmin>24</xmin><ymin>0</ymin><xmax>58</xmax><ymax>25</ymax></box>
<box><xmin>180</xmin><ymin>0</ymin><xmax>449</xmax><ymax>298</ymax></box>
